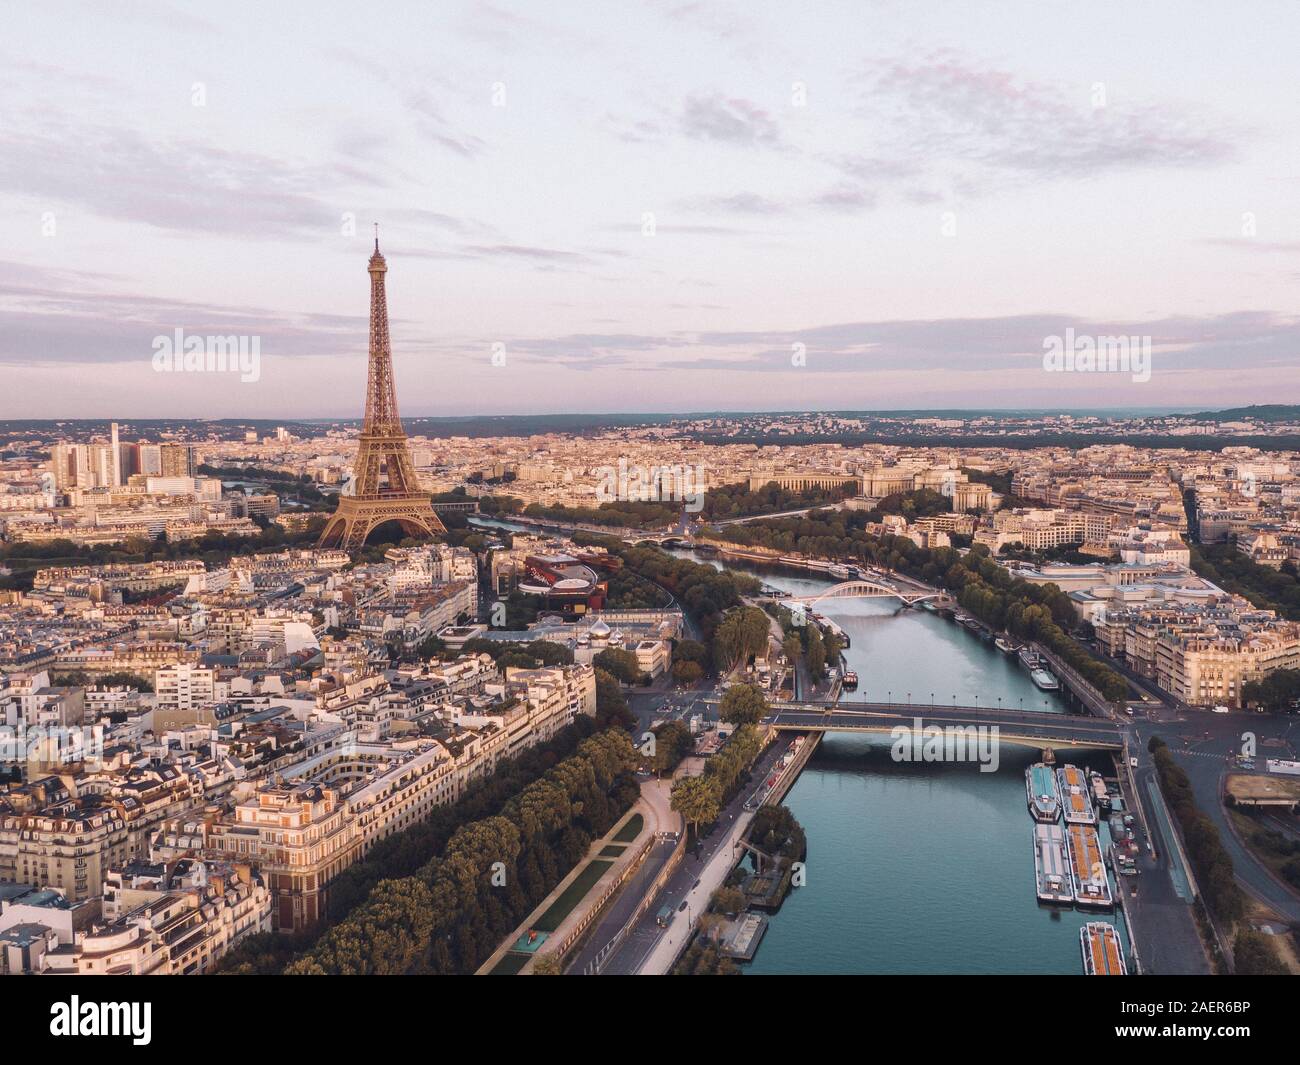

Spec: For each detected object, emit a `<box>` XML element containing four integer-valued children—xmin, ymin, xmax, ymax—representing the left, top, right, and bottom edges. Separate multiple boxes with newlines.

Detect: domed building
<box><xmin>587</xmin><ymin>618</ymin><xmax>612</xmax><ymax>648</ymax></box>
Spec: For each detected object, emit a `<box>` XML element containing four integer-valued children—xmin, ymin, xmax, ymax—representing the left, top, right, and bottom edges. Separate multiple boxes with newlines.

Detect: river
<box><xmin>472</xmin><ymin>519</ymin><xmax>1126</xmax><ymax>973</ymax></box>
<box><xmin>671</xmin><ymin>550</ymin><xmax>1126</xmax><ymax>975</ymax></box>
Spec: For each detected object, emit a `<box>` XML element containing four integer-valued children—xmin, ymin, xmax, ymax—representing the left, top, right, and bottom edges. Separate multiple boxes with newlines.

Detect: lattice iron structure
<box><xmin>318</xmin><ymin>235</ymin><xmax>446</xmax><ymax>550</ymax></box>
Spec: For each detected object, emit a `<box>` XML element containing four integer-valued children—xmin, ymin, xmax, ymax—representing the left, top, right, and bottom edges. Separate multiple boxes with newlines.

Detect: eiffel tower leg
<box><xmin>316</xmin><ymin>512</ymin><xmax>351</xmax><ymax>549</ymax></box>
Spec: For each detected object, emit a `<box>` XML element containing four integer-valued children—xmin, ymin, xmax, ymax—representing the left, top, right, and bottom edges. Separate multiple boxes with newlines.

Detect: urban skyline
<box><xmin>3</xmin><ymin>0</ymin><xmax>1299</xmax><ymax>1006</ymax></box>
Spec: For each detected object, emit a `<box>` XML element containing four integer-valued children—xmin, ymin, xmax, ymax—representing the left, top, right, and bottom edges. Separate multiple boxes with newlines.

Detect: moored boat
<box><xmin>1057</xmin><ymin>764</ymin><xmax>1097</xmax><ymax>825</ymax></box>
<box><xmin>1067</xmin><ymin>824</ymin><xmax>1113</xmax><ymax>908</ymax></box>
<box><xmin>1030</xmin><ymin>667</ymin><xmax>1059</xmax><ymax>691</ymax></box>
<box><xmin>1025</xmin><ymin>763</ymin><xmax>1060</xmax><ymax>823</ymax></box>
<box><xmin>1034</xmin><ymin>823</ymin><xmax>1074</xmax><ymax>904</ymax></box>
<box><xmin>1080</xmin><ymin>922</ymin><xmax>1126</xmax><ymax>974</ymax></box>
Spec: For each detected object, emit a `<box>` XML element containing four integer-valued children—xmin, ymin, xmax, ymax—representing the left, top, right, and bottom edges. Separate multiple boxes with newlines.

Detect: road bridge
<box><xmin>759</xmin><ymin>702</ymin><xmax>1125</xmax><ymax>750</ymax></box>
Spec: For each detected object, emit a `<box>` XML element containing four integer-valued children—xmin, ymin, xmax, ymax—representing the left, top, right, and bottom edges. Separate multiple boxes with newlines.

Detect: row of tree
<box><xmin>523</xmin><ymin>499</ymin><xmax>679</xmax><ymax>529</ymax></box>
<box><xmin>1149</xmin><ymin>738</ymin><xmax>1249</xmax><ymax>932</ymax></box>
<box><xmin>283</xmin><ymin>729</ymin><xmax>639</xmax><ymax>975</ymax></box>
<box><xmin>671</xmin><ymin>638</ymin><xmax>710</xmax><ymax>686</ymax></box>
<box><xmin>699</xmin><ymin>480</ymin><xmax>854</xmax><ymax>522</ymax></box>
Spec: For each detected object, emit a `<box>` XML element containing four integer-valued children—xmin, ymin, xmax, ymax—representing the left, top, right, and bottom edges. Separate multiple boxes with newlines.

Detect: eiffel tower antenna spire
<box><xmin>318</xmin><ymin>239</ymin><xmax>446</xmax><ymax>550</ymax></box>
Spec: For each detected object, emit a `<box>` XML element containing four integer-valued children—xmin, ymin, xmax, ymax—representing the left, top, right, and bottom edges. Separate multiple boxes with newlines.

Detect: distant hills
<box><xmin>1190</xmin><ymin>404</ymin><xmax>1300</xmax><ymax>423</ymax></box>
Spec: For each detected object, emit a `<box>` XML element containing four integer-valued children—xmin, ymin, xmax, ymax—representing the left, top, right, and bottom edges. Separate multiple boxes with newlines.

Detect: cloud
<box><xmin>479</xmin><ymin>310</ymin><xmax>1300</xmax><ymax>378</ymax></box>
<box><xmin>680</xmin><ymin>93</ymin><xmax>781</xmax><ymax>146</ymax></box>
<box><xmin>0</xmin><ymin>115</ymin><xmax>360</xmax><ymax>239</ymax></box>
<box><xmin>404</xmin><ymin>89</ymin><xmax>488</xmax><ymax>158</ymax></box>
<box><xmin>0</xmin><ymin>265</ymin><xmax>364</xmax><ymax>366</ymax></box>
<box><xmin>859</xmin><ymin>50</ymin><xmax>1238</xmax><ymax>183</ymax></box>
<box><xmin>676</xmin><ymin>192</ymin><xmax>789</xmax><ymax>215</ymax></box>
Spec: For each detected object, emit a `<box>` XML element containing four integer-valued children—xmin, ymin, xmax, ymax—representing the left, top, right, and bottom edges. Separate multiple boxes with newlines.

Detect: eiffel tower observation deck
<box><xmin>317</xmin><ymin>232</ymin><xmax>446</xmax><ymax>550</ymax></box>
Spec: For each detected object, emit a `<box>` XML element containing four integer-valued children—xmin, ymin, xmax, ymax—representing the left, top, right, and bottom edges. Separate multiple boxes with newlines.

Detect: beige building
<box><xmin>32</xmin><ymin>860</ymin><xmax>273</xmax><ymax>975</ymax></box>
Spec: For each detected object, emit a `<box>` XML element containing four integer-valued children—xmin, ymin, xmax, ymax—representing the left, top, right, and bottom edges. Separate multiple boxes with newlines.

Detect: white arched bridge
<box><xmin>769</xmin><ymin>579</ymin><xmax>947</xmax><ymax>608</ymax></box>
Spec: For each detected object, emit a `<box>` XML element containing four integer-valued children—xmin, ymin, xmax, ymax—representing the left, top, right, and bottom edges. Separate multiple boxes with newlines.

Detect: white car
<box><xmin>1211</xmin><ymin>705</ymin><xmax>1230</xmax><ymax>714</ymax></box>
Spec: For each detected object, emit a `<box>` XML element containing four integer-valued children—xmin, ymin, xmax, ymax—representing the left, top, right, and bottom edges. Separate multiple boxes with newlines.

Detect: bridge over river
<box><xmin>760</xmin><ymin>578</ymin><xmax>946</xmax><ymax>608</ymax></box>
<box><xmin>762</xmin><ymin>702</ymin><xmax>1125</xmax><ymax>750</ymax></box>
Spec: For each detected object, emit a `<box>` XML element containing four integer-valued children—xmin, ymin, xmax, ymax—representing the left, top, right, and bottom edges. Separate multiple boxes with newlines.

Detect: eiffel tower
<box><xmin>318</xmin><ymin>232</ymin><xmax>446</xmax><ymax>550</ymax></box>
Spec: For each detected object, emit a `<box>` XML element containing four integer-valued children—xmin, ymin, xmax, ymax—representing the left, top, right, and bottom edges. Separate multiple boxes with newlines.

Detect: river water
<box><xmin>471</xmin><ymin>520</ymin><xmax>1125</xmax><ymax>973</ymax></box>
<box><xmin>675</xmin><ymin>551</ymin><xmax>1125</xmax><ymax>975</ymax></box>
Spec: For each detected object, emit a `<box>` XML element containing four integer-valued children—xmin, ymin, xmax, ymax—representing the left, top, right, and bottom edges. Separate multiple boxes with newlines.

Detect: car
<box><xmin>1212</xmin><ymin>705</ymin><xmax>1230</xmax><ymax>714</ymax></box>
<box><xmin>678</xmin><ymin>900</ymin><xmax>688</xmax><ymax>912</ymax></box>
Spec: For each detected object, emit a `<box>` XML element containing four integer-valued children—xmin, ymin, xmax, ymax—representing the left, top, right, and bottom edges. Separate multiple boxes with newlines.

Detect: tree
<box><xmin>712</xmin><ymin>606</ymin><xmax>770</xmax><ymax>672</ymax></box>
<box><xmin>1233</xmin><ymin>928</ymin><xmax>1288</xmax><ymax>974</ymax></box>
<box><xmin>711</xmin><ymin>886</ymin><xmax>747</xmax><ymax>916</ymax></box>
<box><xmin>674</xmin><ymin>639</ymin><xmax>709</xmax><ymax>666</ymax></box>
<box><xmin>719</xmin><ymin>683</ymin><xmax>768</xmax><ymax>726</ymax></box>
<box><xmin>416</xmin><ymin>635</ymin><xmax>447</xmax><ymax>661</ymax></box>
<box><xmin>782</xmin><ymin>632</ymin><xmax>802</xmax><ymax>664</ymax></box>
<box><xmin>805</xmin><ymin>625</ymin><xmax>826</xmax><ymax>679</ymax></box>
<box><xmin>594</xmin><ymin>647</ymin><xmax>642</xmax><ymax>685</ymax></box>
<box><xmin>593</xmin><ymin>668</ymin><xmax>634</xmax><ymax>730</ymax></box>
<box><xmin>672</xmin><ymin>660</ymin><xmax>704</xmax><ymax>686</ymax></box>
<box><xmin>671</xmin><ymin>775</ymin><xmax>720</xmax><ymax>834</ymax></box>
<box><xmin>651</xmin><ymin>719</ymin><xmax>693</xmax><ymax>776</ymax></box>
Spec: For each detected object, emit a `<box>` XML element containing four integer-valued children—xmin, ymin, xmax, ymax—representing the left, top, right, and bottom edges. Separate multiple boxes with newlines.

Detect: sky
<box><xmin>3</xmin><ymin>0</ymin><xmax>1299</xmax><ymax>418</ymax></box>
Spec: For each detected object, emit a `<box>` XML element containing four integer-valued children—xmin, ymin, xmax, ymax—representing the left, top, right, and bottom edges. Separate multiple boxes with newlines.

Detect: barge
<box><xmin>1025</xmin><ymin>763</ymin><xmax>1061</xmax><ymax>823</ymax></box>
<box><xmin>1030</xmin><ymin>667</ymin><xmax>1060</xmax><ymax>691</ymax></box>
<box><xmin>1057</xmin><ymin>764</ymin><xmax>1097</xmax><ymax>825</ymax></box>
<box><xmin>1080</xmin><ymin>922</ymin><xmax>1126</xmax><ymax>974</ymax></box>
<box><xmin>1033</xmin><ymin>823</ymin><xmax>1074</xmax><ymax>905</ymax></box>
<box><xmin>1066</xmin><ymin>824</ymin><xmax>1114</xmax><ymax>908</ymax></box>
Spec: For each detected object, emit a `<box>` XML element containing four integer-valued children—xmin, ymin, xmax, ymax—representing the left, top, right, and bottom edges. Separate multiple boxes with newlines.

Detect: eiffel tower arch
<box><xmin>318</xmin><ymin>234</ymin><xmax>447</xmax><ymax>550</ymax></box>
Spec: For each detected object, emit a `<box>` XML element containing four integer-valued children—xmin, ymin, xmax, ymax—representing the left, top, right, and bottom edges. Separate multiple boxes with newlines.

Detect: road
<box><xmin>768</xmin><ymin>704</ymin><xmax>1125</xmax><ymax>747</ymax></box>
<box><xmin>595</xmin><ymin>738</ymin><xmax>788</xmax><ymax>974</ymax></box>
<box><xmin>566</xmin><ymin>776</ymin><xmax>680</xmax><ymax>975</ymax></box>
<box><xmin>1155</xmin><ymin>714</ymin><xmax>1300</xmax><ymax>924</ymax></box>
